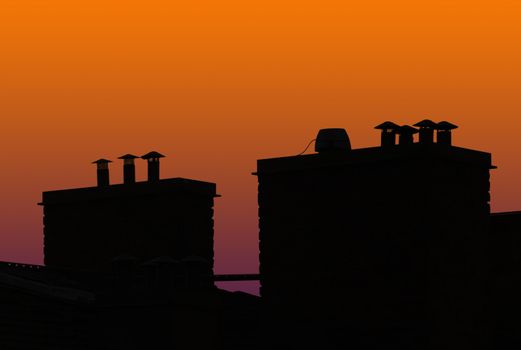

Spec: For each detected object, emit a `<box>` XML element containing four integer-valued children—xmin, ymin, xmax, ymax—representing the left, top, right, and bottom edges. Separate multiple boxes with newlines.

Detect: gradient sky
<box><xmin>1</xmin><ymin>1</ymin><xmax>520</xmax><ymax>294</ymax></box>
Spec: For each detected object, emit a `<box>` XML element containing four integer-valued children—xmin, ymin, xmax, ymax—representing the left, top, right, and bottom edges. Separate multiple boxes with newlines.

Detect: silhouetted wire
<box><xmin>297</xmin><ymin>139</ymin><xmax>316</xmax><ymax>155</ymax></box>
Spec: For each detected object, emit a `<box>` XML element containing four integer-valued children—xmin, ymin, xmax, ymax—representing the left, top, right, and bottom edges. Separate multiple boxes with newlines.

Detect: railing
<box><xmin>0</xmin><ymin>261</ymin><xmax>260</xmax><ymax>281</ymax></box>
<box><xmin>0</xmin><ymin>261</ymin><xmax>45</xmax><ymax>270</ymax></box>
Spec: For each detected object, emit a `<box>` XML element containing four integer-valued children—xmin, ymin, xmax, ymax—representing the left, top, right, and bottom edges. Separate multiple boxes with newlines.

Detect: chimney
<box><xmin>314</xmin><ymin>128</ymin><xmax>351</xmax><ymax>153</ymax></box>
<box><xmin>141</xmin><ymin>151</ymin><xmax>165</xmax><ymax>182</ymax></box>
<box><xmin>92</xmin><ymin>159</ymin><xmax>112</xmax><ymax>187</ymax></box>
<box><xmin>374</xmin><ymin>121</ymin><xmax>400</xmax><ymax>147</ymax></box>
<box><xmin>118</xmin><ymin>154</ymin><xmax>138</xmax><ymax>184</ymax></box>
<box><xmin>413</xmin><ymin>119</ymin><xmax>438</xmax><ymax>144</ymax></box>
<box><xmin>397</xmin><ymin>125</ymin><xmax>419</xmax><ymax>145</ymax></box>
<box><xmin>436</xmin><ymin>121</ymin><xmax>458</xmax><ymax>146</ymax></box>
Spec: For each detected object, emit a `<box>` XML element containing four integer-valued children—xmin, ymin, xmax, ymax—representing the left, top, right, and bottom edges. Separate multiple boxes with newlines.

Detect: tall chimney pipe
<box><xmin>414</xmin><ymin>119</ymin><xmax>438</xmax><ymax>144</ymax></box>
<box><xmin>374</xmin><ymin>121</ymin><xmax>400</xmax><ymax>147</ymax></box>
<box><xmin>141</xmin><ymin>151</ymin><xmax>165</xmax><ymax>182</ymax></box>
<box><xmin>436</xmin><ymin>121</ymin><xmax>458</xmax><ymax>146</ymax></box>
<box><xmin>118</xmin><ymin>154</ymin><xmax>138</xmax><ymax>184</ymax></box>
<box><xmin>92</xmin><ymin>159</ymin><xmax>112</xmax><ymax>187</ymax></box>
<box><xmin>397</xmin><ymin>125</ymin><xmax>419</xmax><ymax>145</ymax></box>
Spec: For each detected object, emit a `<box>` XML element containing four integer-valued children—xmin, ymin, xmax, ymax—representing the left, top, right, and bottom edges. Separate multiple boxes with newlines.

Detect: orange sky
<box><xmin>1</xmin><ymin>1</ymin><xmax>521</xmax><ymax>293</ymax></box>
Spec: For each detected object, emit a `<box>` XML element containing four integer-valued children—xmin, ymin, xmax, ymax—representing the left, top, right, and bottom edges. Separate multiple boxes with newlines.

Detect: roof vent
<box><xmin>397</xmin><ymin>125</ymin><xmax>419</xmax><ymax>145</ymax></box>
<box><xmin>375</xmin><ymin>121</ymin><xmax>400</xmax><ymax>147</ymax></box>
<box><xmin>92</xmin><ymin>159</ymin><xmax>112</xmax><ymax>187</ymax></box>
<box><xmin>314</xmin><ymin>128</ymin><xmax>351</xmax><ymax>153</ymax></box>
<box><xmin>118</xmin><ymin>154</ymin><xmax>138</xmax><ymax>184</ymax></box>
<box><xmin>414</xmin><ymin>119</ymin><xmax>438</xmax><ymax>144</ymax></box>
<box><xmin>141</xmin><ymin>151</ymin><xmax>165</xmax><ymax>182</ymax></box>
<box><xmin>436</xmin><ymin>121</ymin><xmax>458</xmax><ymax>146</ymax></box>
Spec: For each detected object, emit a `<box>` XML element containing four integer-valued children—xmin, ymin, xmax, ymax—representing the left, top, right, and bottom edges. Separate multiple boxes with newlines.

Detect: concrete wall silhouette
<box><xmin>40</xmin><ymin>178</ymin><xmax>217</xmax><ymax>272</ymax></box>
<box><xmin>256</xmin><ymin>142</ymin><xmax>493</xmax><ymax>348</ymax></box>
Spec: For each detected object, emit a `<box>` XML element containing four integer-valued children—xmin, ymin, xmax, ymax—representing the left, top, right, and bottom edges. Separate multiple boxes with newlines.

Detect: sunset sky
<box><xmin>1</xmin><ymin>1</ymin><xmax>520</xmax><ymax>294</ymax></box>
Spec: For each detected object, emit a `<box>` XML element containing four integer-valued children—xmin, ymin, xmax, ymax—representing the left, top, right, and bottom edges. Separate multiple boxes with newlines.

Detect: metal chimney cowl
<box><xmin>92</xmin><ymin>159</ymin><xmax>112</xmax><ymax>187</ymax></box>
<box><xmin>374</xmin><ymin>121</ymin><xmax>400</xmax><ymax>148</ymax></box>
<box><xmin>118</xmin><ymin>154</ymin><xmax>139</xmax><ymax>185</ymax></box>
<box><xmin>141</xmin><ymin>151</ymin><xmax>165</xmax><ymax>182</ymax></box>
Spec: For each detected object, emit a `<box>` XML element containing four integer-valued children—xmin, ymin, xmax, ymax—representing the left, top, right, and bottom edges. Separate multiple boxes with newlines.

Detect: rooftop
<box><xmin>256</xmin><ymin>143</ymin><xmax>493</xmax><ymax>175</ymax></box>
<box><xmin>40</xmin><ymin>177</ymin><xmax>218</xmax><ymax>205</ymax></box>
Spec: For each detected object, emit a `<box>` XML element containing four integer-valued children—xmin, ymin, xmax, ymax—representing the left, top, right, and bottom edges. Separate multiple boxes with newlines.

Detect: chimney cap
<box><xmin>141</xmin><ymin>151</ymin><xmax>165</xmax><ymax>160</ymax></box>
<box><xmin>92</xmin><ymin>158</ymin><xmax>112</xmax><ymax>164</ymax></box>
<box><xmin>397</xmin><ymin>125</ymin><xmax>419</xmax><ymax>135</ymax></box>
<box><xmin>436</xmin><ymin>121</ymin><xmax>458</xmax><ymax>130</ymax></box>
<box><xmin>413</xmin><ymin>119</ymin><xmax>438</xmax><ymax>128</ymax></box>
<box><xmin>374</xmin><ymin>121</ymin><xmax>400</xmax><ymax>130</ymax></box>
<box><xmin>118</xmin><ymin>154</ymin><xmax>139</xmax><ymax>160</ymax></box>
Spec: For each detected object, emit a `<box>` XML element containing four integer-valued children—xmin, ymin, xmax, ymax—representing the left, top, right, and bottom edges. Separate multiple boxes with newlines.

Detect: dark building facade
<box><xmin>256</xmin><ymin>122</ymin><xmax>493</xmax><ymax>348</ymax></box>
<box><xmin>0</xmin><ymin>261</ymin><xmax>260</xmax><ymax>350</ymax></box>
<box><xmin>490</xmin><ymin>211</ymin><xmax>521</xmax><ymax>348</ymax></box>
<box><xmin>40</xmin><ymin>154</ymin><xmax>218</xmax><ymax>272</ymax></box>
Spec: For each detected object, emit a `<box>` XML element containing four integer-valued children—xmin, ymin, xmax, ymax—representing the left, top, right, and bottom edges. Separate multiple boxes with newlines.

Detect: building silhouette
<box><xmin>2</xmin><ymin>152</ymin><xmax>258</xmax><ymax>350</ymax></box>
<box><xmin>256</xmin><ymin>121</ymin><xmax>493</xmax><ymax>349</ymax></box>
<box><xmin>40</xmin><ymin>152</ymin><xmax>217</xmax><ymax>272</ymax></box>
<box><xmin>2</xmin><ymin>122</ymin><xmax>521</xmax><ymax>349</ymax></box>
<box><xmin>490</xmin><ymin>210</ymin><xmax>521</xmax><ymax>348</ymax></box>
<box><xmin>0</xmin><ymin>259</ymin><xmax>259</xmax><ymax>350</ymax></box>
